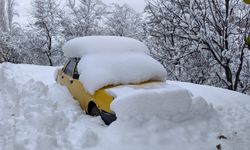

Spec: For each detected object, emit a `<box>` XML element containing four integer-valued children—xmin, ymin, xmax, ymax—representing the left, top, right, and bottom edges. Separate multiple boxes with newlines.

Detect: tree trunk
<box><xmin>0</xmin><ymin>0</ymin><xmax>7</xmax><ymax>31</ymax></box>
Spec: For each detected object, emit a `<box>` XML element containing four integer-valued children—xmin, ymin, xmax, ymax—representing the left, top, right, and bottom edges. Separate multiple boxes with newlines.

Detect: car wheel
<box><xmin>90</xmin><ymin>105</ymin><xmax>100</xmax><ymax>116</ymax></box>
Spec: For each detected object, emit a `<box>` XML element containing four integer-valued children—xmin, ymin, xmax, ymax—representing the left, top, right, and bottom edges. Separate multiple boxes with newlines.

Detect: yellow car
<box><xmin>56</xmin><ymin>56</ymin><xmax>166</xmax><ymax>125</ymax></box>
<box><xmin>56</xmin><ymin>36</ymin><xmax>167</xmax><ymax>125</ymax></box>
<box><xmin>56</xmin><ymin>57</ymin><xmax>116</xmax><ymax>125</ymax></box>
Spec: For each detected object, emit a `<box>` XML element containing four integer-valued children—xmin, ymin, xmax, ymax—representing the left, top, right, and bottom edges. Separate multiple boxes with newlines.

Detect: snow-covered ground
<box><xmin>0</xmin><ymin>63</ymin><xmax>250</xmax><ymax>150</ymax></box>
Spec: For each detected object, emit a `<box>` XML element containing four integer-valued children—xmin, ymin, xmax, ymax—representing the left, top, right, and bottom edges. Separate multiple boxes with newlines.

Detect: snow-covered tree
<box><xmin>61</xmin><ymin>0</ymin><xmax>106</xmax><ymax>39</ymax></box>
<box><xmin>0</xmin><ymin>0</ymin><xmax>17</xmax><ymax>63</ymax></box>
<box><xmin>30</xmin><ymin>0</ymin><xmax>63</xmax><ymax>66</ymax></box>
<box><xmin>104</xmin><ymin>4</ymin><xmax>144</xmax><ymax>40</ymax></box>
<box><xmin>144</xmin><ymin>0</ymin><xmax>212</xmax><ymax>83</ymax></box>
<box><xmin>145</xmin><ymin>0</ymin><xmax>250</xmax><ymax>92</ymax></box>
<box><xmin>0</xmin><ymin>0</ymin><xmax>15</xmax><ymax>32</ymax></box>
<box><xmin>0</xmin><ymin>32</ymin><xmax>14</xmax><ymax>62</ymax></box>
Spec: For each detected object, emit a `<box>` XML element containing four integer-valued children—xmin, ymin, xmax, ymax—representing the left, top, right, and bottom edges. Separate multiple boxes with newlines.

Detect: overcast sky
<box><xmin>15</xmin><ymin>0</ymin><xmax>146</xmax><ymax>26</ymax></box>
<box><xmin>105</xmin><ymin>0</ymin><xmax>146</xmax><ymax>12</ymax></box>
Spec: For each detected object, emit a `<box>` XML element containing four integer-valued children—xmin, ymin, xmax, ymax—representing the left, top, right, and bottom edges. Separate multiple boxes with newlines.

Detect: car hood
<box><xmin>105</xmin><ymin>81</ymin><xmax>187</xmax><ymax>98</ymax></box>
<box><xmin>106</xmin><ymin>81</ymin><xmax>211</xmax><ymax>122</ymax></box>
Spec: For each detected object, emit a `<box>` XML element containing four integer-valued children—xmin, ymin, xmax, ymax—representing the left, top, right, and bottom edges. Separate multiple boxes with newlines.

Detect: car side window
<box><xmin>64</xmin><ymin>60</ymin><xmax>77</xmax><ymax>77</ymax></box>
<box><xmin>73</xmin><ymin>63</ymin><xmax>80</xmax><ymax>79</ymax></box>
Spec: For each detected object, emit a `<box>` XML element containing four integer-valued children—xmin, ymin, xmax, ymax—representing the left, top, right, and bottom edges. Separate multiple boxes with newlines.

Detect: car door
<box><xmin>61</xmin><ymin>59</ymin><xmax>76</xmax><ymax>87</ymax></box>
<box><xmin>62</xmin><ymin>59</ymin><xmax>91</xmax><ymax>110</ymax></box>
<box><xmin>57</xmin><ymin>61</ymin><xmax>71</xmax><ymax>85</ymax></box>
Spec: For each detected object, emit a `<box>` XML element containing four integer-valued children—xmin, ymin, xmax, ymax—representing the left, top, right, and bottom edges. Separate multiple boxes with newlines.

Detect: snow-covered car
<box><xmin>56</xmin><ymin>36</ymin><xmax>168</xmax><ymax>125</ymax></box>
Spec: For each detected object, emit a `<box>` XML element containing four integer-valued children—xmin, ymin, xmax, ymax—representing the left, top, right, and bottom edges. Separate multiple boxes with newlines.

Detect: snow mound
<box><xmin>63</xmin><ymin>36</ymin><xmax>149</xmax><ymax>57</ymax></box>
<box><xmin>110</xmin><ymin>84</ymin><xmax>214</xmax><ymax>122</ymax></box>
<box><xmin>1</xmin><ymin>63</ymin><xmax>250</xmax><ymax>150</ymax></box>
<box><xmin>168</xmin><ymin>81</ymin><xmax>250</xmax><ymax>107</ymax></box>
<box><xmin>107</xmin><ymin>84</ymin><xmax>221</xmax><ymax>150</ymax></box>
<box><xmin>77</xmin><ymin>53</ymin><xmax>167</xmax><ymax>94</ymax></box>
<box><xmin>0</xmin><ymin>63</ymin><xmax>103</xmax><ymax>150</ymax></box>
<box><xmin>0</xmin><ymin>62</ymin><xmax>57</xmax><ymax>85</ymax></box>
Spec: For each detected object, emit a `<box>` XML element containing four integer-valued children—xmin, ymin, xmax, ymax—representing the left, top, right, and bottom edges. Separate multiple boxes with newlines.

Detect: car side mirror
<box><xmin>73</xmin><ymin>73</ymin><xmax>79</xmax><ymax>79</ymax></box>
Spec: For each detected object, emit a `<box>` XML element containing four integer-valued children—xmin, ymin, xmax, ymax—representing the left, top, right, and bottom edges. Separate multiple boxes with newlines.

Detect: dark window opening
<box><xmin>64</xmin><ymin>60</ymin><xmax>77</xmax><ymax>77</ymax></box>
<box><xmin>64</xmin><ymin>58</ymin><xmax>80</xmax><ymax>79</ymax></box>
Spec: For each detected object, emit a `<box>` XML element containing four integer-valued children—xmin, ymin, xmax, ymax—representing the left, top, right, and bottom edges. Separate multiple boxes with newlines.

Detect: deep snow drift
<box><xmin>168</xmin><ymin>81</ymin><xmax>250</xmax><ymax>107</ymax></box>
<box><xmin>0</xmin><ymin>63</ymin><xmax>250</xmax><ymax>150</ymax></box>
<box><xmin>108</xmin><ymin>83</ymin><xmax>213</xmax><ymax>123</ymax></box>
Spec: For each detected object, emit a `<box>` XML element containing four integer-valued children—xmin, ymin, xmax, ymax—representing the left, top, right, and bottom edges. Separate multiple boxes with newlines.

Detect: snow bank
<box><xmin>167</xmin><ymin>81</ymin><xmax>250</xmax><ymax>107</ymax></box>
<box><xmin>1</xmin><ymin>62</ymin><xmax>57</xmax><ymax>85</ymax></box>
<box><xmin>1</xmin><ymin>63</ymin><xmax>250</xmax><ymax>150</ymax></box>
<box><xmin>63</xmin><ymin>36</ymin><xmax>149</xmax><ymax>57</ymax></box>
<box><xmin>78</xmin><ymin>53</ymin><xmax>167</xmax><ymax>94</ymax></box>
<box><xmin>106</xmin><ymin>84</ymin><xmax>221</xmax><ymax>150</ymax></box>
<box><xmin>0</xmin><ymin>63</ymin><xmax>103</xmax><ymax>150</ymax></box>
<box><xmin>110</xmin><ymin>84</ymin><xmax>214</xmax><ymax>122</ymax></box>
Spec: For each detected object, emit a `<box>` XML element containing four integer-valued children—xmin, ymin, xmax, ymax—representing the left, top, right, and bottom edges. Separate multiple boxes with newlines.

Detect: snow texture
<box><xmin>77</xmin><ymin>53</ymin><xmax>167</xmax><ymax>94</ymax></box>
<box><xmin>168</xmin><ymin>81</ymin><xmax>250</xmax><ymax>107</ymax></box>
<box><xmin>110</xmin><ymin>83</ymin><xmax>214</xmax><ymax>122</ymax></box>
<box><xmin>62</xmin><ymin>36</ymin><xmax>150</xmax><ymax>57</ymax></box>
<box><xmin>0</xmin><ymin>63</ymin><xmax>250</xmax><ymax>150</ymax></box>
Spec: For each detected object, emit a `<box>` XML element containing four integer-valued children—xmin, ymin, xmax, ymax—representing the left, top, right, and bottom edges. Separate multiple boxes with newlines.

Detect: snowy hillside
<box><xmin>0</xmin><ymin>63</ymin><xmax>250</xmax><ymax>150</ymax></box>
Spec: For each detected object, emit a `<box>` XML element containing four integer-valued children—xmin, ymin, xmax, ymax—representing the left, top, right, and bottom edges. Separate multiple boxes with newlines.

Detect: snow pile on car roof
<box><xmin>78</xmin><ymin>53</ymin><xmax>167</xmax><ymax>94</ymax></box>
<box><xmin>63</xmin><ymin>36</ymin><xmax>150</xmax><ymax>57</ymax></box>
<box><xmin>110</xmin><ymin>84</ymin><xmax>214</xmax><ymax>122</ymax></box>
